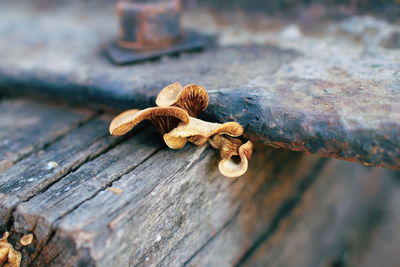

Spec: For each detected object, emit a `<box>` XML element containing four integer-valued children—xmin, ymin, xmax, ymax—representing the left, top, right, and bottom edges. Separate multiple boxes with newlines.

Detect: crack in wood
<box><xmin>182</xmin><ymin>205</ymin><xmax>242</xmax><ymax>266</ymax></box>
<box><xmin>27</xmin><ymin>143</ymin><xmax>164</xmax><ymax>264</ymax></box>
<box><xmin>178</xmin><ymin>150</ymin><xmax>309</xmax><ymax>266</ymax></box>
<box><xmin>1</xmin><ymin>98</ymin><xmax>397</xmax><ymax>265</ymax></box>
<box><xmin>12</xmin><ymin>138</ymin><xmax>134</xmax><ymax>264</ymax></box>
<box><xmin>103</xmin><ymin>146</ymin><xmax>210</xmax><ymax>224</ymax></box>
<box><xmin>0</xmin><ymin>99</ymin><xmax>98</xmax><ymax>172</ymax></box>
<box><xmin>3</xmin><ymin>117</ymin><xmax>127</xmax><ymax>227</ymax></box>
<box><xmin>234</xmin><ymin>158</ymin><xmax>329</xmax><ymax>266</ymax></box>
<box><xmin>135</xmin><ymin>148</ymin><xmax>291</xmax><ymax>266</ymax></box>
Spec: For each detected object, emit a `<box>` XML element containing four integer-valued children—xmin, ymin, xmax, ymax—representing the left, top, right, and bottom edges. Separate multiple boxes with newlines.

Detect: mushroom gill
<box><xmin>156</xmin><ymin>82</ymin><xmax>209</xmax><ymax>117</ymax></box>
<box><xmin>209</xmin><ymin>135</ymin><xmax>253</xmax><ymax>178</ymax></box>
<box><xmin>109</xmin><ymin>106</ymin><xmax>190</xmax><ymax>136</ymax></box>
<box><xmin>163</xmin><ymin>117</ymin><xmax>244</xmax><ymax>149</ymax></box>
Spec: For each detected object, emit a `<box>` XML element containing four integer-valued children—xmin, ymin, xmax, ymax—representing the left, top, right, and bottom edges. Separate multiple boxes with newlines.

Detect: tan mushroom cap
<box><xmin>109</xmin><ymin>107</ymin><xmax>190</xmax><ymax>136</ymax></box>
<box><xmin>218</xmin><ymin>141</ymin><xmax>253</xmax><ymax>178</ymax></box>
<box><xmin>20</xmin><ymin>233</ymin><xmax>34</xmax><ymax>246</ymax></box>
<box><xmin>155</xmin><ymin>82</ymin><xmax>183</xmax><ymax>107</ymax></box>
<box><xmin>163</xmin><ymin>117</ymin><xmax>244</xmax><ymax>149</ymax></box>
<box><xmin>156</xmin><ymin>82</ymin><xmax>209</xmax><ymax>117</ymax></box>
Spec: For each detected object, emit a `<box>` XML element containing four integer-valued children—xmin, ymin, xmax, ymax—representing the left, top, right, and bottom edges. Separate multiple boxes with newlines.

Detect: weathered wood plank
<box><xmin>12</xmin><ymin>141</ymin><xmax>394</xmax><ymax>266</ymax></box>
<box><xmin>0</xmin><ymin>116</ymin><xmax>123</xmax><ymax>228</ymax></box>
<box><xmin>237</xmin><ymin>161</ymin><xmax>396</xmax><ymax>267</ymax></box>
<box><xmin>155</xmin><ymin>149</ymin><xmax>326</xmax><ymax>267</ymax></box>
<box><xmin>18</xmin><ymin>145</ymin><xmax>229</xmax><ymax>266</ymax></box>
<box><xmin>1</xmin><ymin>2</ymin><xmax>399</xmax><ymax>169</ymax></box>
<box><xmin>0</xmin><ymin>99</ymin><xmax>95</xmax><ymax>171</ymax></box>
<box><xmin>354</xmin><ymin>172</ymin><xmax>400</xmax><ymax>267</ymax></box>
<box><xmin>13</xmin><ymin>128</ymin><xmax>164</xmax><ymax>265</ymax></box>
<box><xmin>0</xmin><ymin>98</ymin><xmax>395</xmax><ymax>266</ymax></box>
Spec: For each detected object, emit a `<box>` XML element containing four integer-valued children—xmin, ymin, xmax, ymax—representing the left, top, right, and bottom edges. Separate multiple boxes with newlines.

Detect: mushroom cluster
<box><xmin>109</xmin><ymin>82</ymin><xmax>253</xmax><ymax>178</ymax></box>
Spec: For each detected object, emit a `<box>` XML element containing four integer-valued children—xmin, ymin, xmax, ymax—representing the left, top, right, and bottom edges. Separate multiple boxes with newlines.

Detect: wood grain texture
<box><xmin>15</xmin><ymin>144</ymin><xmax>276</xmax><ymax>266</ymax></box>
<box><xmin>0</xmin><ymin>98</ymin><xmax>399</xmax><ymax>266</ymax></box>
<box><xmin>0</xmin><ymin>99</ymin><xmax>95</xmax><ymax>172</ymax></box>
<box><xmin>12</xmin><ymin>143</ymin><xmax>396</xmax><ymax>267</ymax></box>
<box><xmin>237</xmin><ymin>160</ymin><xmax>397</xmax><ymax>267</ymax></box>
<box><xmin>0</xmin><ymin>116</ymin><xmax>122</xmax><ymax>228</ymax></box>
<box><xmin>13</xmin><ymin>128</ymin><xmax>164</xmax><ymax>266</ymax></box>
<box><xmin>354</xmin><ymin>173</ymin><xmax>400</xmax><ymax>267</ymax></box>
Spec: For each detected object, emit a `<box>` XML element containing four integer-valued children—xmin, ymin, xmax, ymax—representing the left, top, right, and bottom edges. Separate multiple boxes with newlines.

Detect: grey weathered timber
<box><xmin>0</xmin><ymin>1</ymin><xmax>399</xmax><ymax>170</ymax></box>
<box><xmin>355</xmin><ymin>175</ymin><xmax>400</xmax><ymax>267</ymax></box>
<box><xmin>14</xmin><ymin>144</ymin><xmax>310</xmax><ymax>266</ymax></box>
<box><xmin>0</xmin><ymin>98</ymin><xmax>95</xmax><ymax>171</ymax></box>
<box><xmin>174</xmin><ymin>159</ymin><xmax>398</xmax><ymax>266</ymax></box>
<box><xmin>13</xmin><ymin>144</ymin><xmax>394</xmax><ymax>266</ymax></box>
<box><xmin>13</xmin><ymin>128</ymin><xmax>164</xmax><ymax>266</ymax></box>
<box><xmin>237</xmin><ymin>160</ymin><xmax>398</xmax><ymax>267</ymax></box>
<box><xmin>0</xmin><ymin>116</ymin><xmax>123</xmax><ymax>227</ymax></box>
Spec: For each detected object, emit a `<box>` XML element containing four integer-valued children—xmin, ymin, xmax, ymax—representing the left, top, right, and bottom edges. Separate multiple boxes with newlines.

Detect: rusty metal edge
<box><xmin>0</xmin><ymin>68</ymin><xmax>399</xmax><ymax>171</ymax></box>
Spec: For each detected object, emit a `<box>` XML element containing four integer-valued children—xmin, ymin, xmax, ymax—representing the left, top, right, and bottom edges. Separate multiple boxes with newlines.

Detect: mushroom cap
<box><xmin>156</xmin><ymin>83</ymin><xmax>209</xmax><ymax>117</ymax></box>
<box><xmin>163</xmin><ymin>117</ymin><xmax>243</xmax><ymax>149</ymax></box>
<box><xmin>109</xmin><ymin>109</ymin><xmax>140</xmax><ymax>136</ymax></box>
<box><xmin>163</xmin><ymin>134</ymin><xmax>187</xmax><ymax>149</ymax></box>
<box><xmin>0</xmin><ymin>232</ymin><xmax>9</xmax><ymax>242</ymax></box>
<box><xmin>218</xmin><ymin>141</ymin><xmax>253</xmax><ymax>178</ymax></box>
<box><xmin>20</xmin><ymin>234</ymin><xmax>34</xmax><ymax>246</ymax></box>
<box><xmin>109</xmin><ymin>107</ymin><xmax>190</xmax><ymax>136</ymax></box>
<box><xmin>155</xmin><ymin>82</ymin><xmax>183</xmax><ymax>107</ymax></box>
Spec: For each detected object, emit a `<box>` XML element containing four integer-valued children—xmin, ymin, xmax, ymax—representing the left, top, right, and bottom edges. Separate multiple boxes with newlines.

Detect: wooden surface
<box><xmin>0</xmin><ymin>97</ymin><xmax>399</xmax><ymax>266</ymax></box>
<box><xmin>0</xmin><ymin>99</ymin><xmax>95</xmax><ymax>171</ymax></box>
<box><xmin>0</xmin><ymin>1</ymin><xmax>399</xmax><ymax>170</ymax></box>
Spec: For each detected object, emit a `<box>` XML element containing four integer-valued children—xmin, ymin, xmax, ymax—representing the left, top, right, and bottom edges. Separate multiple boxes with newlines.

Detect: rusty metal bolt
<box><xmin>116</xmin><ymin>0</ymin><xmax>182</xmax><ymax>50</ymax></box>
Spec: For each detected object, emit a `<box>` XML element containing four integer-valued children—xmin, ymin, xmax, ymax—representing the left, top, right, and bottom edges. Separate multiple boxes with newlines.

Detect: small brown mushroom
<box><xmin>109</xmin><ymin>106</ymin><xmax>190</xmax><ymax>136</ymax></box>
<box><xmin>209</xmin><ymin>135</ymin><xmax>253</xmax><ymax>178</ymax></box>
<box><xmin>20</xmin><ymin>234</ymin><xmax>33</xmax><ymax>246</ymax></box>
<box><xmin>163</xmin><ymin>117</ymin><xmax>244</xmax><ymax>149</ymax></box>
<box><xmin>107</xmin><ymin>187</ymin><xmax>124</xmax><ymax>195</ymax></box>
<box><xmin>156</xmin><ymin>82</ymin><xmax>209</xmax><ymax>117</ymax></box>
<box><xmin>0</xmin><ymin>232</ymin><xmax>21</xmax><ymax>267</ymax></box>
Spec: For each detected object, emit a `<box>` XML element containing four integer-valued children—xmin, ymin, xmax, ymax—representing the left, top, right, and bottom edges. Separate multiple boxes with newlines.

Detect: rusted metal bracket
<box><xmin>106</xmin><ymin>31</ymin><xmax>212</xmax><ymax>65</ymax></box>
<box><xmin>106</xmin><ymin>0</ymin><xmax>212</xmax><ymax>65</ymax></box>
